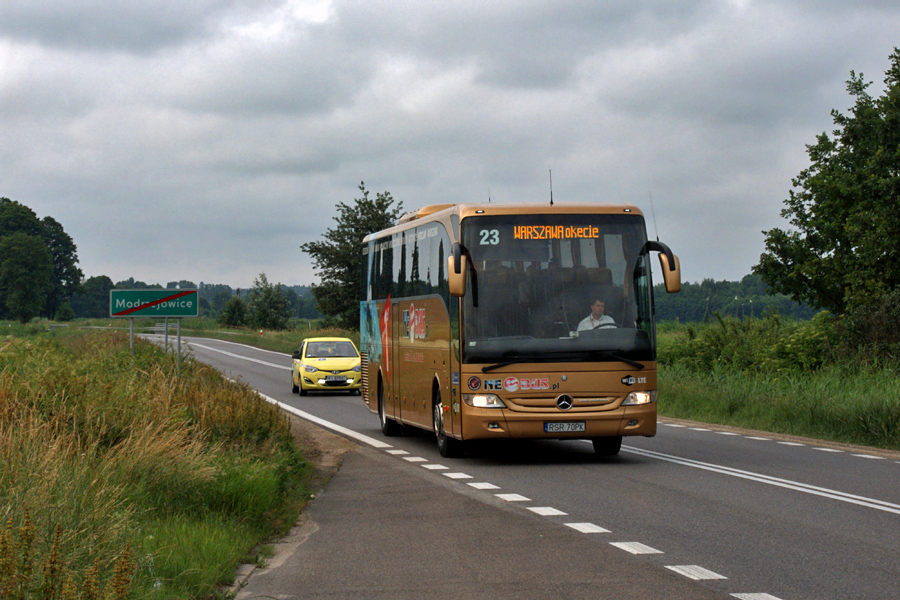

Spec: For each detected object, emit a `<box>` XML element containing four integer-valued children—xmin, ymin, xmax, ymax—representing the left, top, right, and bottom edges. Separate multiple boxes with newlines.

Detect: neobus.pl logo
<box><xmin>504</xmin><ymin>377</ymin><xmax>550</xmax><ymax>392</ymax></box>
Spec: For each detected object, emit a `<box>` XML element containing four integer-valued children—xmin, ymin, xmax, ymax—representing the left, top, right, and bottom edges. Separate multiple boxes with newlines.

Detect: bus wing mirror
<box><xmin>640</xmin><ymin>240</ymin><xmax>682</xmax><ymax>293</ymax></box>
<box><xmin>448</xmin><ymin>242</ymin><xmax>467</xmax><ymax>297</ymax></box>
<box><xmin>658</xmin><ymin>251</ymin><xmax>681</xmax><ymax>293</ymax></box>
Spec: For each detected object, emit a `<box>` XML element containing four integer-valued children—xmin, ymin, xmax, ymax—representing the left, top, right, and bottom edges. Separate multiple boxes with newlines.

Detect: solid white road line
<box><xmin>623</xmin><ymin>446</ymin><xmax>900</xmax><ymax>515</ymax></box>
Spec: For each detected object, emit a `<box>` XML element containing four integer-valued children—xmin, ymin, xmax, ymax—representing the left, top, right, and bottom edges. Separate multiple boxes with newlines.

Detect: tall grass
<box><xmin>0</xmin><ymin>330</ymin><xmax>311</xmax><ymax>599</ymax></box>
<box><xmin>658</xmin><ymin>314</ymin><xmax>900</xmax><ymax>450</ymax></box>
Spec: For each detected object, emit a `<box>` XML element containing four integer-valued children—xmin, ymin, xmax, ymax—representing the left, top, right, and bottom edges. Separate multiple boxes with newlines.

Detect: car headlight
<box><xmin>352</xmin><ymin>365</ymin><xmax>361</xmax><ymax>372</ymax></box>
<box><xmin>622</xmin><ymin>390</ymin><xmax>656</xmax><ymax>406</ymax></box>
<box><xmin>303</xmin><ymin>364</ymin><xmax>319</xmax><ymax>373</ymax></box>
<box><xmin>463</xmin><ymin>393</ymin><xmax>507</xmax><ymax>408</ymax></box>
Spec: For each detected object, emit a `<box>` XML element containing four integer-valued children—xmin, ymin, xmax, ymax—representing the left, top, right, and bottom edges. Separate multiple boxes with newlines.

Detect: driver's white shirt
<box><xmin>576</xmin><ymin>314</ymin><xmax>615</xmax><ymax>331</ymax></box>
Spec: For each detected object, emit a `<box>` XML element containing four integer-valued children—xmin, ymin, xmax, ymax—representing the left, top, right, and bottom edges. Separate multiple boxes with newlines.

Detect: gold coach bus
<box><xmin>359</xmin><ymin>202</ymin><xmax>681</xmax><ymax>458</ymax></box>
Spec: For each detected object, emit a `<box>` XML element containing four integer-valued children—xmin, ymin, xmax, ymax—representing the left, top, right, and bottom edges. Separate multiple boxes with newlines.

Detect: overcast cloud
<box><xmin>2</xmin><ymin>0</ymin><xmax>898</xmax><ymax>288</ymax></box>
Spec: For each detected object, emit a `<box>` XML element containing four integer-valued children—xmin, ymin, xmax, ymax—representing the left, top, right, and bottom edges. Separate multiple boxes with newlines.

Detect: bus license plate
<box><xmin>544</xmin><ymin>421</ymin><xmax>585</xmax><ymax>433</ymax></box>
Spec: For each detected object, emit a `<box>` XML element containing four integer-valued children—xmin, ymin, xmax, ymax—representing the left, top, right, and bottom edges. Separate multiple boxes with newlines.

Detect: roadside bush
<box><xmin>838</xmin><ymin>287</ymin><xmax>900</xmax><ymax>362</ymax></box>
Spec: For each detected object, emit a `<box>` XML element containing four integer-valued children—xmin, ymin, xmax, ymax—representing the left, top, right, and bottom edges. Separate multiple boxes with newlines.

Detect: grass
<box><xmin>657</xmin><ymin>316</ymin><xmax>900</xmax><ymax>450</ymax></box>
<box><xmin>0</xmin><ymin>327</ymin><xmax>313</xmax><ymax>599</ymax></box>
<box><xmin>58</xmin><ymin>317</ymin><xmax>358</xmax><ymax>356</ymax></box>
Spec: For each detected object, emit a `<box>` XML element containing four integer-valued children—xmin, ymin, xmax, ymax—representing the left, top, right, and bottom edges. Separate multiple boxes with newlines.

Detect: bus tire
<box><xmin>379</xmin><ymin>379</ymin><xmax>402</xmax><ymax>437</ymax></box>
<box><xmin>592</xmin><ymin>436</ymin><xmax>622</xmax><ymax>457</ymax></box>
<box><xmin>433</xmin><ymin>390</ymin><xmax>463</xmax><ymax>458</ymax></box>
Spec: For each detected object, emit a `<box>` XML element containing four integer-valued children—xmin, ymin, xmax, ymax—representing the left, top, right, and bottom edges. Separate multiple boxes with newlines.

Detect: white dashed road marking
<box><xmin>468</xmin><ymin>482</ymin><xmax>500</xmax><ymax>490</ymax></box>
<box><xmin>527</xmin><ymin>506</ymin><xmax>567</xmax><ymax>516</ymax></box>
<box><xmin>564</xmin><ymin>522</ymin><xmax>610</xmax><ymax>534</ymax></box>
<box><xmin>611</xmin><ymin>542</ymin><xmax>663</xmax><ymax>555</ymax></box>
<box><xmin>666</xmin><ymin>565</ymin><xmax>727</xmax><ymax>580</ymax></box>
<box><xmin>495</xmin><ymin>493</ymin><xmax>530</xmax><ymax>502</ymax></box>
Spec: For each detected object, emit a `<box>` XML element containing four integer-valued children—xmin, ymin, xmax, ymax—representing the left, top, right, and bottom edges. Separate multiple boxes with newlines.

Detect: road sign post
<box><xmin>110</xmin><ymin>289</ymin><xmax>199</xmax><ymax>372</ymax></box>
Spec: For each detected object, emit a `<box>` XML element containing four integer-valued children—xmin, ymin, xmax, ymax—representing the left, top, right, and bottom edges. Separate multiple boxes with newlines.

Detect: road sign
<box><xmin>110</xmin><ymin>289</ymin><xmax>199</xmax><ymax>318</ymax></box>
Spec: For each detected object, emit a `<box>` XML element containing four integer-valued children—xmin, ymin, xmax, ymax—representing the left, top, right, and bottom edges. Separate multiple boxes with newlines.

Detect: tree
<box><xmin>0</xmin><ymin>199</ymin><xmax>82</xmax><ymax>319</ymax></box>
<box><xmin>300</xmin><ymin>183</ymin><xmax>403</xmax><ymax>329</ymax></box>
<box><xmin>219</xmin><ymin>296</ymin><xmax>250</xmax><ymax>327</ymax></box>
<box><xmin>41</xmin><ymin>216</ymin><xmax>83</xmax><ymax>318</ymax></box>
<box><xmin>247</xmin><ymin>273</ymin><xmax>292</xmax><ymax>330</ymax></box>
<box><xmin>754</xmin><ymin>48</ymin><xmax>900</xmax><ymax>314</ymax></box>
<box><xmin>70</xmin><ymin>275</ymin><xmax>115</xmax><ymax>318</ymax></box>
<box><xmin>0</xmin><ymin>233</ymin><xmax>53</xmax><ymax>323</ymax></box>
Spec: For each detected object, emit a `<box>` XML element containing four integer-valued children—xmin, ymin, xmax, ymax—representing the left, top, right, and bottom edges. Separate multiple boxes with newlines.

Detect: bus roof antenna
<box><xmin>549</xmin><ymin>170</ymin><xmax>554</xmax><ymax>206</ymax></box>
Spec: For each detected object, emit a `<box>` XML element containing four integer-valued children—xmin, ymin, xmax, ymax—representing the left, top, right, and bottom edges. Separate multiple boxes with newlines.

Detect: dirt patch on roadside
<box><xmin>288</xmin><ymin>414</ymin><xmax>360</xmax><ymax>492</ymax></box>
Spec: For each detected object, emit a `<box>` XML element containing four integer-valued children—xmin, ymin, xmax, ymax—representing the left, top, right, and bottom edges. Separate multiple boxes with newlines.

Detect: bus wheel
<box><xmin>592</xmin><ymin>436</ymin><xmax>622</xmax><ymax>457</ymax></box>
<box><xmin>379</xmin><ymin>379</ymin><xmax>402</xmax><ymax>437</ymax></box>
<box><xmin>433</xmin><ymin>391</ymin><xmax>463</xmax><ymax>458</ymax></box>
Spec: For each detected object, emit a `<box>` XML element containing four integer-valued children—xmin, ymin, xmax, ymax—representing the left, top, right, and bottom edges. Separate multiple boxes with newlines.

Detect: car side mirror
<box><xmin>292</xmin><ymin>351</ymin><xmax>302</xmax><ymax>359</ymax></box>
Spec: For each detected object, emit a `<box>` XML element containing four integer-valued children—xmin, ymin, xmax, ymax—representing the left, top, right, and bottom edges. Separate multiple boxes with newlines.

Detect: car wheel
<box><xmin>433</xmin><ymin>389</ymin><xmax>463</xmax><ymax>458</ymax></box>
<box><xmin>299</xmin><ymin>379</ymin><xmax>308</xmax><ymax>396</ymax></box>
<box><xmin>592</xmin><ymin>436</ymin><xmax>622</xmax><ymax>457</ymax></box>
<box><xmin>378</xmin><ymin>379</ymin><xmax>401</xmax><ymax>436</ymax></box>
<box><xmin>291</xmin><ymin>372</ymin><xmax>299</xmax><ymax>394</ymax></box>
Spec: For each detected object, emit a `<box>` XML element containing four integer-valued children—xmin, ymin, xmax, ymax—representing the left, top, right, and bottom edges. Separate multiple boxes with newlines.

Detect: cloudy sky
<box><xmin>2</xmin><ymin>1</ymin><xmax>897</xmax><ymax>289</ymax></box>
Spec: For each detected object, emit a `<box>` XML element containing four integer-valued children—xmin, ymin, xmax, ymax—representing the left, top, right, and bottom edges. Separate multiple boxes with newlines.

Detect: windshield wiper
<box><xmin>481</xmin><ymin>350</ymin><xmax>644</xmax><ymax>372</ymax></box>
<box><xmin>482</xmin><ymin>357</ymin><xmax>529</xmax><ymax>373</ymax></box>
<box><xmin>591</xmin><ymin>350</ymin><xmax>645</xmax><ymax>370</ymax></box>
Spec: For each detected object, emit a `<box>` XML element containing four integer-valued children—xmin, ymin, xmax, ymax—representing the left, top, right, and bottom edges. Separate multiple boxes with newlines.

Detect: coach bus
<box><xmin>359</xmin><ymin>202</ymin><xmax>681</xmax><ymax>457</ymax></box>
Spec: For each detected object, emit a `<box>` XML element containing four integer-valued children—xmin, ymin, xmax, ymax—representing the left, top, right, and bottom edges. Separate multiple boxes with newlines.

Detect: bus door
<box><xmin>391</xmin><ymin>302</ymin><xmax>404</xmax><ymax>424</ymax></box>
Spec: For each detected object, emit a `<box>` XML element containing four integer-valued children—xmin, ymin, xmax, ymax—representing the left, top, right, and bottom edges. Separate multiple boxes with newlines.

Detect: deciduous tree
<box><xmin>301</xmin><ymin>183</ymin><xmax>403</xmax><ymax>329</ymax></box>
<box><xmin>248</xmin><ymin>273</ymin><xmax>292</xmax><ymax>330</ymax></box>
<box><xmin>754</xmin><ymin>48</ymin><xmax>900</xmax><ymax>314</ymax></box>
<box><xmin>0</xmin><ymin>233</ymin><xmax>53</xmax><ymax>323</ymax></box>
<box><xmin>0</xmin><ymin>198</ymin><xmax>82</xmax><ymax>319</ymax></box>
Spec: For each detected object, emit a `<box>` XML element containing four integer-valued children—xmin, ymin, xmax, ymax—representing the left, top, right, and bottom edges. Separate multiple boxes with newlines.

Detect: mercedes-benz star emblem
<box><xmin>556</xmin><ymin>395</ymin><xmax>573</xmax><ymax>410</ymax></box>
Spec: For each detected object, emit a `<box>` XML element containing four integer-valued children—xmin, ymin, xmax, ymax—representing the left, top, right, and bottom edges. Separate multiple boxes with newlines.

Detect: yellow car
<box><xmin>291</xmin><ymin>337</ymin><xmax>361</xmax><ymax>395</ymax></box>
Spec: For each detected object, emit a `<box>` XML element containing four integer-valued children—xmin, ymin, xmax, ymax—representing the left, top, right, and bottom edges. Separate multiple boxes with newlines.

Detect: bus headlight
<box><xmin>463</xmin><ymin>393</ymin><xmax>507</xmax><ymax>408</ymax></box>
<box><xmin>622</xmin><ymin>390</ymin><xmax>656</xmax><ymax>406</ymax></box>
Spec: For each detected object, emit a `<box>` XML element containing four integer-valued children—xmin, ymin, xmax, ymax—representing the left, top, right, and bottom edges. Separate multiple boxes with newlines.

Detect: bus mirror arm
<box><xmin>452</xmin><ymin>242</ymin><xmax>463</xmax><ymax>274</ymax></box>
<box><xmin>640</xmin><ymin>240</ymin><xmax>682</xmax><ymax>294</ymax></box>
<box><xmin>448</xmin><ymin>242</ymin><xmax>469</xmax><ymax>298</ymax></box>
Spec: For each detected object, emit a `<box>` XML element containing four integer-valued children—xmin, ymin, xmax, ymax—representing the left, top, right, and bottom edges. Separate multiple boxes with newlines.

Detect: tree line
<box><xmin>69</xmin><ymin>275</ymin><xmax>319</xmax><ymax>323</ymax></box>
<box><xmin>653</xmin><ymin>274</ymin><xmax>816</xmax><ymax>323</ymax></box>
<box><xmin>0</xmin><ymin>196</ymin><xmax>320</xmax><ymax>326</ymax></box>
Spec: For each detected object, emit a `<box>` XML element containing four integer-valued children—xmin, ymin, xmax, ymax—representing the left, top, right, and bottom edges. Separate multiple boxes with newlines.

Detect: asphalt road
<box><xmin>155</xmin><ymin>335</ymin><xmax>900</xmax><ymax>600</ymax></box>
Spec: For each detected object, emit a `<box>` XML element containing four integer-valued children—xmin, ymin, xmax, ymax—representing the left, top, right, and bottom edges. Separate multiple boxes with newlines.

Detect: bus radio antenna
<box><xmin>549</xmin><ymin>169</ymin><xmax>554</xmax><ymax>206</ymax></box>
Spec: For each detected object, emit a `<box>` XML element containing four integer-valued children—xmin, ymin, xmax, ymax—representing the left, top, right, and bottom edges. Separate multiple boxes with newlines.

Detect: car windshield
<box><xmin>460</xmin><ymin>213</ymin><xmax>657</xmax><ymax>364</ymax></box>
<box><xmin>305</xmin><ymin>342</ymin><xmax>358</xmax><ymax>358</ymax></box>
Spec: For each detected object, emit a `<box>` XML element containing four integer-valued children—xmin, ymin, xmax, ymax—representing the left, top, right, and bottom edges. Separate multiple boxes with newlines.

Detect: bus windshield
<box><xmin>460</xmin><ymin>213</ymin><xmax>656</xmax><ymax>365</ymax></box>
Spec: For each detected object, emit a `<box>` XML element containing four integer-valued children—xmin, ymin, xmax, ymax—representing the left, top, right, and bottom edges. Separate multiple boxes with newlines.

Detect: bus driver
<box><xmin>576</xmin><ymin>298</ymin><xmax>615</xmax><ymax>331</ymax></box>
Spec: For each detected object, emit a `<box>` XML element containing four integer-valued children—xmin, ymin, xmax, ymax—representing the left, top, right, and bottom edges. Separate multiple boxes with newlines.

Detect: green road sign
<box><xmin>110</xmin><ymin>289</ymin><xmax>199</xmax><ymax>318</ymax></box>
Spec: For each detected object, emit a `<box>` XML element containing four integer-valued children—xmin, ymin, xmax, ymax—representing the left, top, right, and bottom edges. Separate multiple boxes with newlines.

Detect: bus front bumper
<box><xmin>459</xmin><ymin>404</ymin><xmax>656</xmax><ymax>440</ymax></box>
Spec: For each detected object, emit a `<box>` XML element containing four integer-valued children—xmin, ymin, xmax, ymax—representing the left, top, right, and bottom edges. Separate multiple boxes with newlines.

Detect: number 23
<box><xmin>479</xmin><ymin>229</ymin><xmax>499</xmax><ymax>245</ymax></box>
